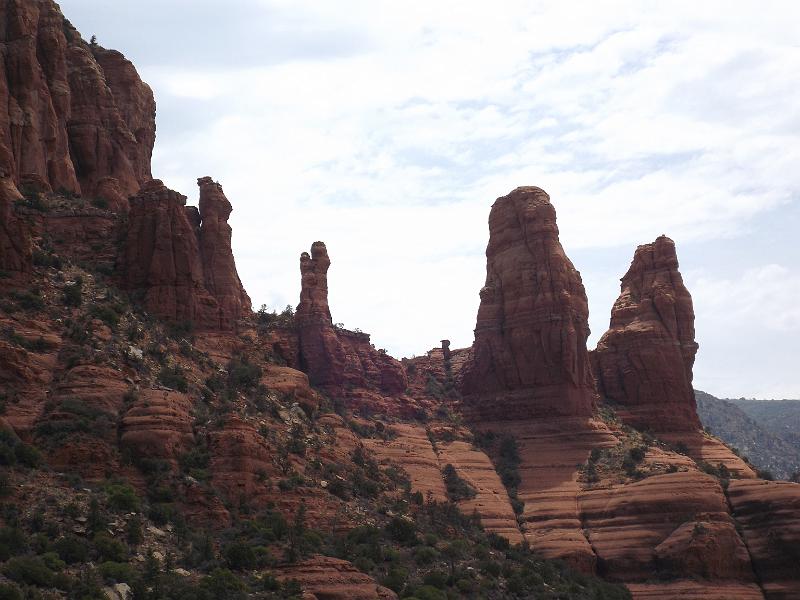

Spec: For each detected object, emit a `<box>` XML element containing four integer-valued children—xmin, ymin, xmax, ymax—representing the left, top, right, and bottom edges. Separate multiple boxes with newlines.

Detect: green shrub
<box><xmin>99</xmin><ymin>561</ymin><xmax>136</xmax><ymax>583</ymax></box>
<box><xmin>54</xmin><ymin>534</ymin><xmax>89</xmax><ymax>564</ymax></box>
<box><xmin>157</xmin><ymin>364</ymin><xmax>188</xmax><ymax>392</ymax></box>
<box><xmin>223</xmin><ymin>542</ymin><xmax>258</xmax><ymax>571</ymax></box>
<box><xmin>106</xmin><ymin>482</ymin><xmax>141</xmax><ymax>512</ymax></box>
<box><xmin>413</xmin><ymin>545</ymin><xmax>439</xmax><ymax>565</ymax></box>
<box><xmin>0</xmin><ymin>582</ymin><xmax>22</xmax><ymax>600</ymax></box>
<box><xmin>227</xmin><ymin>357</ymin><xmax>262</xmax><ymax>391</ymax></box>
<box><xmin>200</xmin><ymin>568</ymin><xmax>247</xmax><ymax>600</ymax></box>
<box><xmin>443</xmin><ymin>463</ymin><xmax>476</xmax><ymax>502</ymax></box>
<box><xmin>2</xmin><ymin>556</ymin><xmax>55</xmax><ymax>587</ymax></box>
<box><xmin>386</xmin><ymin>517</ymin><xmax>417</xmax><ymax>545</ymax></box>
<box><xmin>0</xmin><ymin>527</ymin><xmax>28</xmax><ymax>561</ymax></box>
<box><xmin>63</xmin><ymin>277</ymin><xmax>83</xmax><ymax>307</ymax></box>
<box><xmin>380</xmin><ymin>566</ymin><xmax>408</xmax><ymax>593</ymax></box>
<box><xmin>93</xmin><ymin>532</ymin><xmax>128</xmax><ymax>562</ymax></box>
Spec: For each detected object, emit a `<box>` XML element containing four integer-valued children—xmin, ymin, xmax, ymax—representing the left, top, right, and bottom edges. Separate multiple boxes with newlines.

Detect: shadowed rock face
<box><xmin>592</xmin><ymin>235</ymin><xmax>701</xmax><ymax>432</ymax></box>
<box><xmin>0</xmin><ymin>0</ymin><xmax>154</xmax><ymax>201</ymax></box>
<box><xmin>198</xmin><ymin>176</ymin><xmax>252</xmax><ymax>330</ymax></box>
<box><xmin>460</xmin><ymin>186</ymin><xmax>595</xmax><ymax>420</ymax></box>
<box><xmin>296</xmin><ymin>242</ymin><xmax>408</xmax><ymax>401</ymax></box>
<box><xmin>121</xmin><ymin>178</ymin><xmax>250</xmax><ymax>331</ymax></box>
<box><xmin>0</xmin><ymin>173</ymin><xmax>30</xmax><ymax>283</ymax></box>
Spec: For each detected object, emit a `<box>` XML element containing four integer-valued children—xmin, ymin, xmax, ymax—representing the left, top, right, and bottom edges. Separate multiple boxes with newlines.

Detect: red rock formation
<box><xmin>296</xmin><ymin>241</ymin><xmax>408</xmax><ymax>402</ymax></box>
<box><xmin>120</xmin><ymin>389</ymin><xmax>195</xmax><ymax>466</ymax></box>
<box><xmin>0</xmin><ymin>174</ymin><xmax>31</xmax><ymax>283</ymax></box>
<box><xmin>121</xmin><ymin>179</ymin><xmax>218</xmax><ymax>326</ymax></box>
<box><xmin>0</xmin><ymin>0</ymin><xmax>154</xmax><ymax>198</ymax></box>
<box><xmin>727</xmin><ymin>479</ymin><xmax>800</xmax><ymax>599</ymax></box>
<box><xmin>208</xmin><ymin>417</ymin><xmax>275</xmax><ymax>507</ymax></box>
<box><xmin>275</xmin><ymin>555</ymin><xmax>397</xmax><ymax>600</ymax></box>
<box><xmin>592</xmin><ymin>236</ymin><xmax>701</xmax><ymax>432</ymax></box>
<box><xmin>460</xmin><ymin>187</ymin><xmax>595</xmax><ymax>420</ymax></box>
<box><xmin>121</xmin><ymin>178</ymin><xmax>251</xmax><ymax>331</ymax></box>
<box><xmin>197</xmin><ymin>176</ymin><xmax>251</xmax><ymax>330</ymax></box>
<box><xmin>579</xmin><ymin>471</ymin><xmax>754</xmax><ymax>582</ymax></box>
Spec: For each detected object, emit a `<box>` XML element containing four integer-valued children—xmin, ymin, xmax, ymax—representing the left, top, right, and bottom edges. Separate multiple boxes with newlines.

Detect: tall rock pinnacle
<box><xmin>460</xmin><ymin>187</ymin><xmax>596</xmax><ymax>419</ymax></box>
<box><xmin>198</xmin><ymin>176</ymin><xmax>252</xmax><ymax>330</ymax></box>
<box><xmin>296</xmin><ymin>242</ymin><xmax>407</xmax><ymax>400</ymax></box>
<box><xmin>591</xmin><ymin>235</ymin><xmax>701</xmax><ymax>432</ymax></box>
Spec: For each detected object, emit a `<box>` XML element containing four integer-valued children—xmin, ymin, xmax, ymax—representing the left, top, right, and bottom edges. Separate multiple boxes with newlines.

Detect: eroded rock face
<box><xmin>120</xmin><ymin>389</ymin><xmax>194</xmax><ymax>466</ymax></box>
<box><xmin>460</xmin><ymin>187</ymin><xmax>595</xmax><ymax>420</ymax></box>
<box><xmin>121</xmin><ymin>178</ymin><xmax>250</xmax><ymax>331</ymax></box>
<box><xmin>727</xmin><ymin>479</ymin><xmax>800</xmax><ymax>599</ymax></box>
<box><xmin>121</xmin><ymin>179</ymin><xmax>218</xmax><ymax>326</ymax></box>
<box><xmin>275</xmin><ymin>555</ymin><xmax>398</xmax><ymax>600</ymax></box>
<box><xmin>592</xmin><ymin>236</ymin><xmax>701</xmax><ymax>432</ymax></box>
<box><xmin>0</xmin><ymin>174</ymin><xmax>31</xmax><ymax>283</ymax></box>
<box><xmin>197</xmin><ymin>176</ymin><xmax>251</xmax><ymax>330</ymax></box>
<box><xmin>0</xmin><ymin>0</ymin><xmax>154</xmax><ymax>199</ymax></box>
<box><xmin>579</xmin><ymin>471</ymin><xmax>752</xmax><ymax>582</ymax></box>
<box><xmin>296</xmin><ymin>241</ymin><xmax>408</xmax><ymax>401</ymax></box>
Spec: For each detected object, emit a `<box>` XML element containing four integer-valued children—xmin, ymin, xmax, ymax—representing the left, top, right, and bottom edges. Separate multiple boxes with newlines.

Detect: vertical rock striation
<box><xmin>591</xmin><ymin>235</ymin><xmax>701</xmax><ymax>432</ymax></box>
<box><xmin>120</xmin><ymin>178</ymin><xmax>250</xmax><ymax>331</ymax></box>
<box><xmin>198</xmin><ymin>176</ymin><xmax>251</xmax><ymax>330</ymax></box>
<box><xmin>460</xmin><ymin>186</ymin><xmax>595</xmax><ymax>420</ymax></box>
<box><xmin>0</xmin><ymin>0</ymin><xmax>155</xmax><ymax>202</ymax></box>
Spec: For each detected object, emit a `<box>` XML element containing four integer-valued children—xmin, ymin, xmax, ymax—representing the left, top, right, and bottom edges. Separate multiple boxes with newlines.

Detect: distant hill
<box><xmin>731</xmin><ymin>398</ymin><xmax>800</xmax><ymax>449</ymax></box>
<box><xmin>696</xmin><ymin>390</ymin><xmax>800</xmax><ymax>480</ymax></box>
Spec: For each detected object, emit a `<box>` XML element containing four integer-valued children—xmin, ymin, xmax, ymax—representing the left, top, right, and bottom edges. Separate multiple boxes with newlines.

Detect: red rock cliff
<box><xmin>460</xmin><ymin>186</ymin><xmax>595</xmax><ymax>419</ymax></box>
<box><xmin>592</xmin><ymin>235</ymin><xmax>701</xmax><ymax>432</ymax></box>
<box><xmin>121</xmin><ymin>178</ymin><xmax>251</xmax><ymax>332</ymax></box>
<box><xmin>0</xmin><ymin>172</ymin><xmax>30</xmax><ymax>283</ymax></box>
<box><xmin>0</xmin><ymin>0</ymin><xmax>154</xmax><ymax>201</ymax></box>
<box><xmin>296</xmin><ymin>242</ymin><xmax>407</xmax><ymax>402</ymax></box>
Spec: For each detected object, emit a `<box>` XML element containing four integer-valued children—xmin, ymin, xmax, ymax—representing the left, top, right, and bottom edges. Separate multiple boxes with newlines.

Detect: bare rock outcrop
<box><xmin>460</xmin><ymin>187</ymin><xmax>595</xmax><ymax>420</ymax></box>
<box><xmin>0</xmin><ymin>173</ymin><xmax>31</xmax><ymax>283</ymax></box>
<box><xmin>592</xmin><ymin>236</ymin><xmax>701</xmax><ymax>432</ymax></box>
<box><xmin>727</xmin><ymin>479</ymin><xmax>800</xmax><ymax>599</ymax></box>
<box><xmin>275</xmin><ymin>555</ymin><xmax>397</xmax><ymax>600</ymax></box>
<box><xmin>0</xmin><ymin>0</ymin><xmax>155</xmax><ymax>199</ymax></box>
<box><xmin>197</xmin><ymin>176</ymin><xmax>251</xmax><ymax>330</ymax></box>
<box><xmin>120</xmin><ymin>178</ymin><xmax>250</xmax><ymax>331</ymax></box>
<box><xmin>296</xmin><ymin>241</ymin><xmax>408</xmax><ymax>403</ymax></box>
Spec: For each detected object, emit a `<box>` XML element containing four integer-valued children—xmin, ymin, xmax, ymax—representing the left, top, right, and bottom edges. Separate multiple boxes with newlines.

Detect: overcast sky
<box><xmin>61</xmin><ymin>0</ymin><xmax>800</xmax><ymax>399</ymax></box>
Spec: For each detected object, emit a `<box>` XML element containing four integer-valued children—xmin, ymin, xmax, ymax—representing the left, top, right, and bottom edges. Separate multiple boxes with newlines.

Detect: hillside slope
<box><xmin>695</xmin><ymin>391</ymin><xmax>800</xmax><ymax>480</ymax></box>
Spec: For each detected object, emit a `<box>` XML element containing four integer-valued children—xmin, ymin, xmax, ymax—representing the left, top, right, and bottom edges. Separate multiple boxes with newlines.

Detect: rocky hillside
<box><xmin>696</xmin><ymin>392</ymin><xmax>800</xmax><ymax>481</ymax></box>
<box><xmin>1</xmin><ymin>2</ymin><xmax>799</xmax><ymax>600</ymax></box>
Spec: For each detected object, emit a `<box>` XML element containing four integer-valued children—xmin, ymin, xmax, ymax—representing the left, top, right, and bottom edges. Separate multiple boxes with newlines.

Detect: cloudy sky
<box><xmin>61</xmin><ymin>0</ymin><xmax>800</xmax><ymax>399</ymax></box>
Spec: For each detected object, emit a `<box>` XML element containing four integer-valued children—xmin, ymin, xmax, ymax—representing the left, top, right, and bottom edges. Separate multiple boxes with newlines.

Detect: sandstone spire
<box><xmin>460</xmin><ymin>186</ymin><xmax>595</xmax><ymax>419</ymax></box>
<box><xmin>198</xmin><ymin>176</ymin><xmax>252</xmax><ymax>330</ymax></box>
<box><xmin>591</xmin><ymin>235</ymin><xmax>701</xmax><ymax>431</ymax></box>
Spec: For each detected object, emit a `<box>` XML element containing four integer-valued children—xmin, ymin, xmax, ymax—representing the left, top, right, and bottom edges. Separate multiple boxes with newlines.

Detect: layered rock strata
<box><xmin>592</xmin><ymin>236</ymin><xmax>701</xmax><ymax>432</ymax></box>
<box><xmin>460</xmin><ymin>187</ymin><xmax>595</xmax><ymax>420</ymax></box>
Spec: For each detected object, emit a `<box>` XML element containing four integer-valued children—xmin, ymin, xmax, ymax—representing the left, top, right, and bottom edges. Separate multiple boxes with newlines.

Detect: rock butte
<box><xmin>0</xmin><ymin>2</ymin><xmax>798</xmax><ymax>599</ymax></box>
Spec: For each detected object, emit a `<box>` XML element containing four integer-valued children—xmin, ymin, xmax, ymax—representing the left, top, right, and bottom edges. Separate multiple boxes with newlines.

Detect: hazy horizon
<box><xmin>60</xmin><ymin>0</ymin><xmax>800</xmax><ymax>400</ymax></box>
